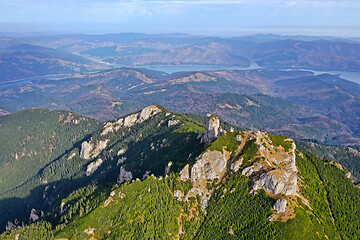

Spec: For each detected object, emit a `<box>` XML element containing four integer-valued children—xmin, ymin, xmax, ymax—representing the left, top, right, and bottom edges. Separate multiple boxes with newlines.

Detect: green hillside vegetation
<box><xmin>0</xmin><ymin>106</ymin><xmax>206</xmax><ymax>232</ymax></box>
<box><xmin>0</xmin><ymin>108</ymin><xmax>101</xmax><ymax>195</ymax></box>
<box><xmin>297</xmin><ymin>141</ymin><xmax>360</xmax><ymax>181</ymax></box>
<box><xmin>1</xmin><ymin>108</ymin><xmax>360</xmax><ymax>239</ymax></box>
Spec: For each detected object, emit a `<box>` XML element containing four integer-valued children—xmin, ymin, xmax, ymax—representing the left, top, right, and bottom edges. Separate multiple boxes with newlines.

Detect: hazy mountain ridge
<box><xmin>1</xmin><ymin>68</ymin><xmax>359</xmax><ymax>148</ymax></box>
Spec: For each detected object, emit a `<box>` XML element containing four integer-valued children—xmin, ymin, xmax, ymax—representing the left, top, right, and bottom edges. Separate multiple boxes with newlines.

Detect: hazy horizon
<box><xmin>0</xmin><ymin>0</ymin><xmax>359</xmax><ymax>38</ymax></box>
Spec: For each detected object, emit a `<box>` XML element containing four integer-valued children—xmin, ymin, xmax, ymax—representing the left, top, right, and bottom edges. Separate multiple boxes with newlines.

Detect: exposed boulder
<box><xmin>117</xmin><ymin>167</ymin><xmax>133</xmax><ymax>184</ymax></box>
<box><xmin>142</xmin><ymin>170</ymin><xmax>151</xmax><ymax>180</ymax></box>
<box><xmin>201</xmin><ymin>116</ymin><xmax>226</xmax><ymax>144</ymax></box>
<box><xmin>165</xmin><ymin>162</ymin><xmax>173</xmax><ymax>175</ymax></box>
<box><xmin>29</xmin><ymin>209</ymin><xmax>39</xmax><ymax>222</ymax></box>
<box><xmin>273</xmin><ymin>198</ymin><xmax>287</xmax><ymax>213</ymax></box>
<box><xmin>117</xmin><ymin>156</ymin><xmax>127</xmax><ymax>166</ymax></box>
<box><xmin>230</xmin><ymin>159</ymin><xmax>242</xmax><ymax>172</ymax></box>
<box><xmin>173</xmin><ymin>190</ymin><xmax>184</xmax><ymax>200</ymax></box>
<box><xmin>86</xmin><ymin>158</ymin><xmax>104</xmax><ymax>176</ymax></box>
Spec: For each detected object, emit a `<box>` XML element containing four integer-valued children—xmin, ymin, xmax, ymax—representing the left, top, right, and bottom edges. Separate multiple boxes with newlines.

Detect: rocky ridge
<box><xmin>179</xmin><ymin>116</ymin><xmax>299</xmax><ymax>217</ymax></box>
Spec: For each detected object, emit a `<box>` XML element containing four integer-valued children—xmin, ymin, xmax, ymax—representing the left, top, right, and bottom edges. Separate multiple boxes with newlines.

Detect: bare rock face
<box><xmin>138</xmin><ymin>105</ymin><xmax>162</xmax><ymax>123</ymax></box>
<box><xmin>253</xmin><ymin>170</ymin><xmax>297</xmax><ymax>195</ymax></box>
<box><xmin>179</xmin><ymin>164</ymin><xmax>190</xmax><ymax>181</ymax></box>
<box><xmin>242</xmin><ymin>163</ymin><xmax>264</xmax><ymax>177</ymax></box>
<box><xmin>242</xmin><ymin>131</ymin><xmax>298</xmax><ymax>196</ymax></box>
<box><xmin>201</xmin><ymin>116</ymin><xmax>226</xmax><ymax>144</ymax></box>
<box><xmin>80</xmin><ymin>139</ymin><xmax>109</xmax><ymax>160</ymax></box>
<box><xmin>123</xmin><ymin>105</ymin><xmax>162</xmax><ymax>128</ymax></box>
<box><xmin>80</xmin><ymin>141</ymin><xmax>94</xmax><ymax>160</ymax></box>
<box><xmin>86</xmin><ymin>158</ymin><xmax>104</xmax><ymax>176</ymax></box>
<box><xmin>168</xmin><ymin>119</ymin><xmax>180</xmax><ymax>127</ymax></box>
<box><xmin>273</xmin><ymin>198</ymin><xmax>287</xmax><ymax>213</ymax></box>
<box><xmin>179</xmin><ymin>150</ymin><xmax>229</xmax><ymax>211</ymax></box>
<box><xmin>117</xmin><ymin>167</ymin><xmax>133</xmax><ymax>184</ymax></box>
<box><xmin>123</xmin><ymin>113</ymin><xmax>139</xmax><ymax>127</ymax></box>
<box><xmin>101</xmin><ymin>118</ymin><xmax>123</xmax><ymax>136</ymax></box>
<box><xmin>29</xmin><ymin>209</ymin><xmax>39</xmax><ymax>222</ymax></box>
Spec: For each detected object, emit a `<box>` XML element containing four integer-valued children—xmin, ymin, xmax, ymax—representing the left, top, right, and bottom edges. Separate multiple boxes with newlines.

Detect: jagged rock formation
<box><xmin>29</xmin><ymin>209</ymin><xmax>39</xmax><ymax>222</ymax></box>
<box><xmin>124</xmin><ymin>105</ymin><xmax>162</xmax><ymax>128</ymax></box>
<box><xmin>86</xmin><ymin>158</ymin><xmax>104</xmax><ymax>176</ymax></box>
<box><xmin>242</xmin><ymin>131</ymin><xmax>298</xmax><ymax>196</ymax></box>
<box><xmin>179</xmin><ymin>150</ymin><xmax>230</xmax><ymax>211</ymax></box>
<box><xmin>168</xmin><ymin>119</ymin><xmax>180</xmax><ymax>127</ymax></box>
<box><xmin>273</xmin><ymin>198</ymin><xmax>287</xmax><ymax>213</ymax></box>
<box><xmin>80</xmin><ymin>139</ymin><xmax>109</xmax><ymax>160</ymax></box>
<box><xmin>117</xmin><ymin>167</ymin><xmax>133</xmax><ymax>184</ymax></box>
<box><xmin>5</xmin><ymin>219</ymin><xmax>22</xmax><ymax>231</ymax></box>
<box><xmin>200</xmin><ymin>116</ymin><xmax>226</xmax><ymax>144</ymax></box>
<box><xmin>80</xmin><ymin>105</ymin><xmax>162</xmax><ymax>160</ymax></box>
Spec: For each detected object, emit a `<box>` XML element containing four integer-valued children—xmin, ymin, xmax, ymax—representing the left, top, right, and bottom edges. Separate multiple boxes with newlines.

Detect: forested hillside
<box><xmin>0</xmin><ymin>108</ymin><xmax>359</xmax><ymax>239</ymax></box>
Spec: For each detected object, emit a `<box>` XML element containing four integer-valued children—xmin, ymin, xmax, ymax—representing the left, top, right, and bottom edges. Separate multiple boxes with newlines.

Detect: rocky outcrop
<box><xmin>200</xmin><ymin>116</ymin><xmax>226</xmax><ymax>144</ymax></box>
<box><xmin>179</xmin><ymin>150</ymin><xmax>230</xmax><ymax>211</ymax></box>
<box><xmin>253</xmin><ymin>170</ymin><xmax>297</xmax><ymax>195</ymax></box>
<box><xmin>124</xmin><ymin>105</ymin><xmax>162</xmax><ymax>128</ymax></box>
<box><xmin>165</xmin><ymin>162</ymin><xmax>173</xmax><ymax>175</ymax></box>
<box><xmin>117</xmin><ymin>167</ymin><xmax>133</xmax><ymax>184</ymax></box>
<box><xmin>80</xmin><ymin>141</ymin><xmax>94</xmax><ymax>160</ymax></box>
<box><xmin>123</xmin><ymin>113</ymin><xmax>139</xmax><ymax>127</ymax></box>
<box><xmin>29</xmin><ymin>209</ymin><xmax>39</xmax><ymax>222</ymax></box>
<box><xmin>80</xmin><ymin>139</ymin><xmax>109</xmax><ymax>160</ymax></box>
<box><xmin>101</xmin><ymin>118</ymin><xmax>123</xmax><ymax>136</ymax></box>
<box><xmin>5</xmin><ymin>219</ymin><xmax>22</xmax><ymax>231</ymax></box>
<box><xmin>273</xmin><ymin>198</ymin><xmax>287</xmax><ymax>213</ymax></box>
<box><xmin>138</xmin><ymin>105</ymin><xmax>162</xmax><ymax>123</ymax></box>
<box><xmin>168</xmin><ymin>119</ymin><xmax>180</xmax><ymax>127</ymax></box>
<box><xmin>86</xmin><ymin>158</ymin><xmax>104</xmax><ymax>176</ymax></box>
<box><xmin>242</xmin><ymin>131</ymin><xmax>298</xmax><ymax>196</ymax></box>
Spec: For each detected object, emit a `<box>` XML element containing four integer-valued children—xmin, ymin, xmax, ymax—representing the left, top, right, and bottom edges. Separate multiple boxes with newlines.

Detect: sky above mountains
<box><xmin>0</xmin><ymin>0</ymin><xmax>359</xmax><ymax>37</ymax></box>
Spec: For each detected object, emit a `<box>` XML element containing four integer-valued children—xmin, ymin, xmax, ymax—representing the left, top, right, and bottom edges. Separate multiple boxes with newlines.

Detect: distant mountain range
<box><xmin>0</xmin><ymin>33</ymin><xmax>359</xmax><ymax>83</ymax></box>
<box><xmin>1</xmin><ymin>68</ymin><xmax>359</xmax><ymax>148</ymax></box>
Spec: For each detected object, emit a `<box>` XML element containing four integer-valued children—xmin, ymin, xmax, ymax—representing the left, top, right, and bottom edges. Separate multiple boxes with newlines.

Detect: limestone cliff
<box><xmin>200</xmin><ymin>115</ymin><xmax>226</xmax><ymax>144</ymax></box>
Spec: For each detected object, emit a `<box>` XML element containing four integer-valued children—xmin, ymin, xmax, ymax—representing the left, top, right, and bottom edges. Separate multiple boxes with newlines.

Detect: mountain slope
<box><xmin>1</xmin><ymin>113</ymin><xmax>359</xmax><ymax>239</ymax></box>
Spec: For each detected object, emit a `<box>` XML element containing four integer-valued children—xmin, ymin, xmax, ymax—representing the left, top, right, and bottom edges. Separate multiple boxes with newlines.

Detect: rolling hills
<box><xmin>1</xmin><ymin>68</ymin><xmax>359</xmax><ymax>148</ymax></box>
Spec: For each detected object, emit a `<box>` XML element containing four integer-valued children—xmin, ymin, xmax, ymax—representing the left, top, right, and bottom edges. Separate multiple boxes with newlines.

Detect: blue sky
<box><xmin>0</xmin><ymin>0</ymin><xmax>359</xmax><ymax>37</ymax></box>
